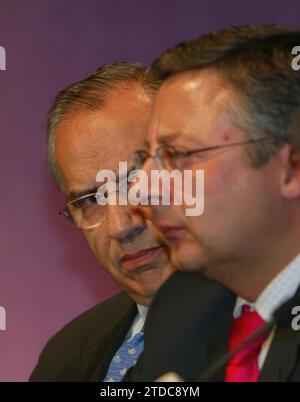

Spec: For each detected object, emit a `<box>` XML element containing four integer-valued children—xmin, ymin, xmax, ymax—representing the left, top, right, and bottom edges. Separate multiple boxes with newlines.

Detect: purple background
<box><xmin>0</xmin><ymin>0</ymin><xmax>299</xmax><ymax>381</ymax></box>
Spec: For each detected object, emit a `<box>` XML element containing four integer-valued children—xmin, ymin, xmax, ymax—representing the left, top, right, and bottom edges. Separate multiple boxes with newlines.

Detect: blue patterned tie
<box><xmin>104</xmin><ymin>330</ymin><xmax>144</xmax><ymax>382</ymax></box>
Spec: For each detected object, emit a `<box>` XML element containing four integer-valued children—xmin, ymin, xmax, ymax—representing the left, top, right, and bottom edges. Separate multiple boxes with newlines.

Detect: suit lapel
<box><xmin>89</xmin><ymin>302</ymin><xmax>137</xmax><ymax>381</ymax></box>
<box><xmin>259</xmin><ymin>287</ymin><xmax>300</xmax><ymax>382</ymax></box>
<box><xmin>259</xmin><ymin>326</ymin><xmax>300</xmax><ymax>382</ymax></box>
<box><xmin>67</xmin><ymin>296</ymin><xmax>137</xmax><ymax>382</ymax></box>
<box><xmin>198</xmin><ymin>313</ymin><xmax>234</xmax><ymax>381</ymax></box>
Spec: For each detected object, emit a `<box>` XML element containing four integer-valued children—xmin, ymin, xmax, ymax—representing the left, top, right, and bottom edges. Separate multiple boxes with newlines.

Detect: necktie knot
<box><xmin>225</xmin><ymin>304</ymin><xmax>271</xmax><ymax>382</ymax></box>
<box><xmin>229</xmin><ymin>305</ymin><xmax>267</xmax><ymax>351</ymax></box>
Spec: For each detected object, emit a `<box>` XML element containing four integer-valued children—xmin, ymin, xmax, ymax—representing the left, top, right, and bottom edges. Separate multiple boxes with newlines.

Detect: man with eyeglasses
<box><xmin>131</xmin><ymin>28</ymin><xmax>300</xmax><ymax>382</ymax></box>
<box><xmin>29</xmin><ymin>62</ymin><xmax>177</xmax><ymax>382</ymax></box>
<box><xmin>29</xmin><ymin>61</ymin><xmax>233</xmax><ymax>383</ymax></box>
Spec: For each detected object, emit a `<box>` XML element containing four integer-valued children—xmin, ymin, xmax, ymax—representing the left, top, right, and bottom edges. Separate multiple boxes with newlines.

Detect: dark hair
<box><xmin>152</xmin><ymin>25</ymin><xmax>300</xmax><ymax>166</ymax></box>
<box><xmin>47</xmin><ymin>62</ymin><xmax>161</xmax><ymax>191</ymax></box>
<box><xmin>152</xmin><ymin>25</ymin><xmax>291</xmax><ymax>77</ymax></box>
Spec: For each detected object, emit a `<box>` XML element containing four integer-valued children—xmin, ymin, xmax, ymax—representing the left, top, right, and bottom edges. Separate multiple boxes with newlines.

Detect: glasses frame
<box><xmin>59</xmin><ymin>192</ymin><xmax>105</xmax><ymax>230</ymax></box>
<box><xmin>133</xmin><ymin>137</ymin><xmax>274</xmax><ymax>170</ymax></box>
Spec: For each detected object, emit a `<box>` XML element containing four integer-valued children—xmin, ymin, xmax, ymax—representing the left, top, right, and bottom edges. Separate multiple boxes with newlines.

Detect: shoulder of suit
<box><xmin>35</xmin><ymin>292</ymin><xmax>136</xmax><ymax>362</ymax></box>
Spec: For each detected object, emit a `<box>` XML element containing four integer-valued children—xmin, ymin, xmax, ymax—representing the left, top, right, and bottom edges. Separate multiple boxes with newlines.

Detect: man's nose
<box><xmin>106</xmin><ymin>204</ymin><xmax>146</xmax><ymax>244</ymax></box>
<box><xmin>143</xmin><ymin>151</ymin><xmax>158</xmax><ymax>174</ymax></box>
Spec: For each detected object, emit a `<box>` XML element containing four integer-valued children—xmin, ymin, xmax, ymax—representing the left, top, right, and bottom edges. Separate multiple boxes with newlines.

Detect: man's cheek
<box><xmin>84</xmin><ymin>232</ymin><xmax>106</xmax><ymax>259</ymax></box>
<box><xmin>94</xmin><ymin>238</ymin><xmax>110</xmax><ymax>261</ymax></box>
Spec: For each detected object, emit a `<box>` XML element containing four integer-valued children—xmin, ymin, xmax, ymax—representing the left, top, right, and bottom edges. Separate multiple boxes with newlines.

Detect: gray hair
<box><xmin>47</xmin><ymin>62</ymin><xmax>161</xmax><ymax>192</ymax></box>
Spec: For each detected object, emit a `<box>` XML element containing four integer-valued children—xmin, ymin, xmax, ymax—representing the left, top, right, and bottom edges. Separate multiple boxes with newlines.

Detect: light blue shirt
<box><xmin>103</xmin><ymin>304</ymin><xmax>148</xmax><ymax>381</ymax></box>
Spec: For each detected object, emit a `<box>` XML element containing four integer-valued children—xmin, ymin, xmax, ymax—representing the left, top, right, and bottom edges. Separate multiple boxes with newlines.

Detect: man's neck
<box><xmin>234</xmin><ymin>253</ymin><xmax>300</xmax><ymax>322</ymax></box>
<box><xmin>217</xmin><ymin>243</ymin><xmax>300</xmax><ymax>302</ymax></box>
<box><xmin>128</xmin><ymin>293</ymin><xmax>152</xmax><ymax>307</ymax></box>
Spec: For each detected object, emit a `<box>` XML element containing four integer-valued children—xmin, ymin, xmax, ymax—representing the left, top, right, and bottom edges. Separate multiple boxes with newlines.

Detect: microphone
<box><xmin>197</xmin><ymin>292</ymin><xmax>300</xmax><ymax>382</ymax></box>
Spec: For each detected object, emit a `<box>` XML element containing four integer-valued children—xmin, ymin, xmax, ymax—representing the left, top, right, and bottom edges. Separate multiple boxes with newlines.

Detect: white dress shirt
<box><xmin>233</xmin><ymin>253</ymin><xmax>300</xmax><ymax>369</ymax></box>
<box><xmin>127</xmin><ymin>304</ymin><xmax>148</xmax><ymax>342</ymax></box>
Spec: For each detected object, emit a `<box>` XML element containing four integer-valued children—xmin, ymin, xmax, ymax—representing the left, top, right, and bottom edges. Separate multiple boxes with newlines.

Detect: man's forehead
<box><xmin>161</xmin><ymin>69</ymin><xmax>227</xmax><ymax>103</ymax></box>
<box><xmin>56</xmin><ymin>114</ymin><xmax>148</xmax><ymax>192</ymax></box>
<box><xmin>149</xmin><ymin>69</ymin><xmax>233</xmax><ymax>140</ymax></box>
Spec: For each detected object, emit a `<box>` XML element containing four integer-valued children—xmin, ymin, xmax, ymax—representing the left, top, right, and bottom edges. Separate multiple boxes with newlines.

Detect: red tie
<box><xmin>225</xmin><ymin>305</ymin><xmax>270</xmax><ymax>382</ymax></box>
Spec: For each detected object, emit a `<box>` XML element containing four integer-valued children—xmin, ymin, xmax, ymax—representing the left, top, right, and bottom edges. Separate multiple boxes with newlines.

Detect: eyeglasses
<box><xmin>133</xmin><ymin>137</ymin><xmax>272</xmax><ymax>171</ymax></box>
<box><xmin>59</xmin><ymin>137</ymin><xmax>274</xmax><ymax>228</ymax></box>
<box><xmin>59</xmin><ymin>165</ymin><xmax>139</xmax><ymax>229</ymax></box>
<box><xmin>59</xmin><ymin>192</ymin><xmax>107</xmax><ymax>230</ymax></box>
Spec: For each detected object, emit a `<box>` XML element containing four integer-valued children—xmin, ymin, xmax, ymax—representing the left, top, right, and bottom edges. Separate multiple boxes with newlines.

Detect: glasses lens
<box><xmin>156</xmin><ymin>147</ymin><xmax>176</xmax><ymax>170</ymax></box>
<box><xmin>62</xmin><ymin>194</ymin><xmax>106</xmax><ymax>229</ymax></box>
<box><xmin>133</xmin><ymin>150</ymin><xmax>150</xmax><ymax>169</ymax></box>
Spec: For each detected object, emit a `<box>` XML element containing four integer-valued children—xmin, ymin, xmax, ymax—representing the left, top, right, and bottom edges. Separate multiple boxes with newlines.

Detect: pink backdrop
<box><xmin>0</xmin><ymin>0</ymin><xmax>299</xmax><ymax>381</ymax></box>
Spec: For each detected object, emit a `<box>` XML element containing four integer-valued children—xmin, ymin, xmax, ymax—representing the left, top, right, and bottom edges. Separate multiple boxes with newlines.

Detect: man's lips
<box><xmin>121</xmin><ymin>245</ymin><xmax>164</xmax><ymax>272</ymax></box>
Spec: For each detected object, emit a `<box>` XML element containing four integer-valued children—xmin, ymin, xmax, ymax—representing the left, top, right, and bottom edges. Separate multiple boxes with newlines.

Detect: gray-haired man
<box><xmin>30</xmin><ymin>63</ymin><xmax>175</xmax><ymax>382</ymax></box>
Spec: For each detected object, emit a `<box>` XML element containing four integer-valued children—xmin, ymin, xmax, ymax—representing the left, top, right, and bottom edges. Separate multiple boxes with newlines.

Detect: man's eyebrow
<box><xmin>68</xmin><ymin>165</ymin><xmax>137</xmax><ymax>201</ymax></box>
<box><xmin>143</xmin><ymin>133</ymin><xmax>181</xmax><ymax>150</ymax></box>
<box><xmin>68</xmin><ymin>187</ymin><xmax>98</xmax><ymax>202</ymax></box>
<box><xmin>157</xmin><ymin>132</ymin><xmax>181</xmax><ymax>144</ymax></box>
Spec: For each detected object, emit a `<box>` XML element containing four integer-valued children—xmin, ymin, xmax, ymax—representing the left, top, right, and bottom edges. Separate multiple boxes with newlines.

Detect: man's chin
<box><xmin>124</xmin><ymin>280</ymin><xmax>162</xmax><ymax>304</ymax></box>
<box><xmin>132</xmin><ymin>265</ymin><xmax>173</xmax><ymax>286</ymax></box>
<box><xmin>124</xmin><ymin>266</ymin><xmax>174</xmax><ymax>296</ymax></box>
<box><xmin>171</xmin><ymin>245</ymin><xmax>207</xmax><ymax>274</ymax></box>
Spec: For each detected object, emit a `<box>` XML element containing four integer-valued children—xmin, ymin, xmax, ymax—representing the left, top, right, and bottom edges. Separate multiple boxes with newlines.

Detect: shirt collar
<box><xmin>137</xmin><ymin>304</ymin><xmax>148</xmax><ymax>321</ymax></box>
<box><xmin>234</xmin><ymin>253</ymin><xmax>300</xmax><ymax>322</ymax></box>
<box><xmin>126</xmin><ymin>304</ymin><xmax>149</xmax><ymax>342</ymax></box>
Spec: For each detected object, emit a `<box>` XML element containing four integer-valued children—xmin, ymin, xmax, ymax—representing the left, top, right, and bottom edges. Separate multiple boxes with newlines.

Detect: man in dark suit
<box><xmin>30</xmin><ymin>293</ymin><xmax>136</xmax><ymax>381</ymax></box>
<box><xmin>29</xmin><ymin>63</ymin><xmax>176</xmax><ymax>381</ymax></box>
<box><xmin>136</xmin><ymin>28</ymin><xmax>300</xmax><ymax>381</ymax></box>
<box><xmin>198</xmin><ymin>286</ymin><xmax>300</xmax><ymax>382</ymax></box>
<box><xmin>128</xmin><ymin>274</ymin><xmax>300</xmax><ymax>382</ymax></box>
<box><xmin>31</xmin><ymin>271</ymin><xmax>236</xmax><ymax>382</ymax></box>
<box><xmin>30</xmin><ymin>61</ymin><xmax>238</xmax><ymax>383</ymax></box>
<box><xmin>124</xmin><ymin>272</ymin><xmax>235</xmax><ymax>382</ymax></box>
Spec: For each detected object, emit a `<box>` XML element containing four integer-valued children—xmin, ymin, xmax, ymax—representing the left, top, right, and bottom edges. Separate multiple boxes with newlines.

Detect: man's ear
<box><xmin>280</xmin><ymin>143</ymin><xmax>300</xmax><ymax>200</ymax></box>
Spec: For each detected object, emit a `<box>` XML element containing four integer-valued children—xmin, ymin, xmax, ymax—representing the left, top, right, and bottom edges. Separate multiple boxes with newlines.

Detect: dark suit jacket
<box><xmin>199</xmin><ymin>286</ymin><xmax>300</xmax><ymax>382</ymax></box>
<box><xmin>29</xmin><ymin>292</ymin><xmax>137</xmax><ymax>382</ymax></box>
<box><xmin>124</xmin><ymin>272</ymin><xmax>236</xmax><ymax>381</ymax></box>
<box><xmin>126</xmin><ymin>271</ymin><xmax>300</xmax><ymax>382</ymax></box>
